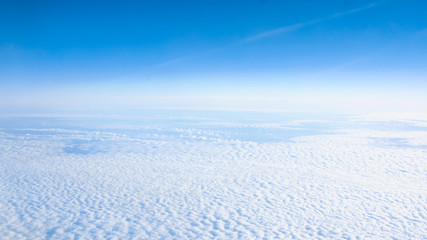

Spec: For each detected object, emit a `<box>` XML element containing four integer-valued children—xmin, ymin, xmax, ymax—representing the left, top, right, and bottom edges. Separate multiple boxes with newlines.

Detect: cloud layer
<box><xmin>0</xmin><ymin>113</ymin><xmax>426</xmax><ymax>239</ymax></box>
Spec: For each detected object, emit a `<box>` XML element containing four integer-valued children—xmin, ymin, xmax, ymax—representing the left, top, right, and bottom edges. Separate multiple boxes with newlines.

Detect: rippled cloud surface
<box><xmin>1</xmin><ymin>112</ymin><xmax>426</xmax><ymax>239</ymax></box>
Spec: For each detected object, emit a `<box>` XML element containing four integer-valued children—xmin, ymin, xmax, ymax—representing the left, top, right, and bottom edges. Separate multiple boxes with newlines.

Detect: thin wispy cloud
<box><xmin>241</xmin><ymin>1</ymin><xmax>383</xmax><ymax>43</ymax></box>
<box><xmin>149</xmin><ymin>1</ymin><xmax>384</xmax><ymax>71</ymax></box>
<box><xmin>241</xmin><ymin>20</ymin><xmax>320</xmax><ymax>43</ymax></box>
<box><xmin>328</xmin><ymin>1</ymin><xmax>381</xmax><ymax>19</ymax></box>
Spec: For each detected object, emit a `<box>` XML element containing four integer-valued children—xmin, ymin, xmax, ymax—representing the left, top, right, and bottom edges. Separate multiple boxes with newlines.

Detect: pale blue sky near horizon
<box><xmin>1</xmin><ymin>0</ymin><xmax>426</xmax><ymax>113</ymax></box>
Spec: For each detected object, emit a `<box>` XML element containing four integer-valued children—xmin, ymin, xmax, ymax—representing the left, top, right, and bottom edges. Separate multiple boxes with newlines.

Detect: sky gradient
<box><xmin>1</xmin><ymin>0</ymin><xmax>427</xmax><ymax>113</ymax></box>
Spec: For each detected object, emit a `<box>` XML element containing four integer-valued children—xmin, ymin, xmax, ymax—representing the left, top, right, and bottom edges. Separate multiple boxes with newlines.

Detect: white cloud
<box><xmin>0</xmin><ymin>113</ymin><xmax>426</xmax><ymax>239</ymax></box>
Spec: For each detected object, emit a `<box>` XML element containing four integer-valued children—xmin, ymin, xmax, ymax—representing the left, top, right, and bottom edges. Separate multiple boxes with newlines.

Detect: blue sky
<box><xmin>1</xmin><ymin>0</ymin><xmax>427</xmax><ymax>113</ymax></box>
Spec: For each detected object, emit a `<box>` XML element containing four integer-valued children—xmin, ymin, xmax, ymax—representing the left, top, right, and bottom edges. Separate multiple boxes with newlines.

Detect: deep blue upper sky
<box><xmin>1</xmin><ymin>0</ymin><xmax>426</xmax><ymax>112</ymax></box>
